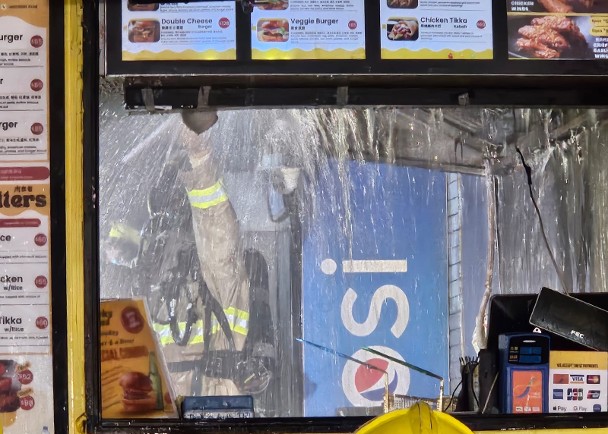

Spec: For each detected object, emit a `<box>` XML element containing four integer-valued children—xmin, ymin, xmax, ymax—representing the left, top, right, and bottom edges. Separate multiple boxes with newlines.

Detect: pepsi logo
<box><xmin>342</xmin><ymin>346</ymin><xmax>410</xmax><ymax>407</ymax></box>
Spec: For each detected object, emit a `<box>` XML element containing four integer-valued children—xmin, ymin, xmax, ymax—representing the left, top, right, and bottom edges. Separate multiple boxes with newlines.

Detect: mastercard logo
<box><xmin>587</xmin><ymin>375</ymin><xmax>601</xmax><ymax>384</ymax></box>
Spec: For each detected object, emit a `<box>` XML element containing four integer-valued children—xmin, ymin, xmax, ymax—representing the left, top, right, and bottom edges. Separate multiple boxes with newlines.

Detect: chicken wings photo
<box><xmin>515</xmin><ymin>16</ymin><xmax>588</xmax><ymax>58</ymax></box>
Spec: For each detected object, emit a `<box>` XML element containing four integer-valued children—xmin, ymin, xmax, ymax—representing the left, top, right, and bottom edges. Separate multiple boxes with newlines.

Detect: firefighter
<box><xmin>179</xmin><ymin>109</ymin><xmax>252</xmax><ymax>395</ymax></box>
<box><xmin>103</xmin><ymin>110</ymin><xmax>270</xmax><ymax>397</ymax></box>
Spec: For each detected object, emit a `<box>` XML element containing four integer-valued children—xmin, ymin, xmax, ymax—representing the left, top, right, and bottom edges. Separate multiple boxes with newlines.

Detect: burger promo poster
<box><xmin>121</xmin><ymin>0</ymin><xmax>237</xmax><ymax>61</ymax></box>
<box><xmin>250</xmin><ymin>0</ymin><xmax>366</xmax><ymax>60</ymax></box>
<box><xmin>100</xmin><ymin>299</ymin><xmax>177</xmax><ymax>418</ymax></box>
<box><xmin>380</xmin><ymin>0</ymin><xmax>493</xmax><ymax>59</ymax></box>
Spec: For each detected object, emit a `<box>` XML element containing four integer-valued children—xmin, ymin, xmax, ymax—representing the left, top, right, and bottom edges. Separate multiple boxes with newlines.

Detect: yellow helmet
<box><xmin>355</xmin><ymin>402</ymin><xmax>473</xmax><ymax>434</ymax></box>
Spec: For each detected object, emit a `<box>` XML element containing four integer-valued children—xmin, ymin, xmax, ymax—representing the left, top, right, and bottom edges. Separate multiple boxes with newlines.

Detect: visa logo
<box><xmin>570</xmin><ymin>375</ymin><xmax>585</xmax><ymax>383</ymax></box>
<box><xmin>552</xmin><ymin>389</ymin><xmax>563</xmax><ymax>399</ymax></box>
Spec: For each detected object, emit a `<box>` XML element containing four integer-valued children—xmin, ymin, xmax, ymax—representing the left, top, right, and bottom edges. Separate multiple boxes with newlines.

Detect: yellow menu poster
<box><xmin>0</xmin><ymin>3</ymin><xmax>53</xmax><ymax>433</ymax></box>
<box><xmin>100</xmin><ymin>299</ymin><xmax>178</xmax><ymax>419</ymax></box>
<box><xmin>121</xmin><ymin>0</ymin><xmax>236</xmax><ymax>61</ymax></box>
<box><xmin>0</xmin><ymin>0</ymin><xmax>49</xmax><ymax>161</ymax></box>
<box><xmin>251</xmin><ymin>0</ymin><xmax>366</xmax><ymax>60</ymax></box>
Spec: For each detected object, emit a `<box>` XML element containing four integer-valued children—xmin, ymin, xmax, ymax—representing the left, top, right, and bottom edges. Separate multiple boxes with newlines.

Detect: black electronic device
<box><xmin>530</xmin><ymin>287</ymin><xmax>608</xmax><ymax>352</ymax></box>
<box><xmin>479</xmin><ymin>291</ymin><xmax>608</xmax><ymax>413</ymax></box>
<box><xmin>486</xmin><ymin>292</ymin><xmax>608</xmax><ymax>352</ymax></box>
<box><xmin>498</xmin><ymin>333</ymin><xmax>550</xmax><ymax>414</ymax></box>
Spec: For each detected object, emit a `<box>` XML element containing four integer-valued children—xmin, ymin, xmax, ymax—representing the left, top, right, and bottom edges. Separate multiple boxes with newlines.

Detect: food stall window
<box><xmin>93</xmin><ymin>92</ymin><xmax>608</xmax><ymax>431</ymax></box>
<box><xmin>86</xmin><ymin>1</ymin><xmax>608</xmax><ymax>432</ymax></box>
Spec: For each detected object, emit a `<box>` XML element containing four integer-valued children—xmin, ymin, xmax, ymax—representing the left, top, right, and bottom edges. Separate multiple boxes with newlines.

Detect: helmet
<box><xmin>355</xmin><ymin>402</ymin><xmax>473</xmax><ymax>434</ymax></box>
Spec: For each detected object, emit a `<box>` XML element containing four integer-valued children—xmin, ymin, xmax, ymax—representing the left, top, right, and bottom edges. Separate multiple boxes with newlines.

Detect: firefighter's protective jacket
<box><xmin>178</xmin><ymin>120</ymin><xmax>251</xmax><ymax>354</ymax></box>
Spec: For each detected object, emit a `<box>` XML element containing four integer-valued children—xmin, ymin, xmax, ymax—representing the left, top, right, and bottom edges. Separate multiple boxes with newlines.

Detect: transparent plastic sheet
<box><xmin>98</xmin><ymin>92</ymin><xmax>608</xmax><ymax>418</ymax></box>
<box><xmin>493</xmin><ymin>109</ymin><xmax>604</xmax><ymax>297</ymax></box>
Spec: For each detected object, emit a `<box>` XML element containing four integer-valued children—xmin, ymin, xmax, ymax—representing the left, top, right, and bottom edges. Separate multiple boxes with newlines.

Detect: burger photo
<box><xmin>257</xmin><ymin>19</ymin><xmax>289</xmax><ymax>42</ymax></box>
<box><xmin>118</xmin><ymin>371</ymin><xmax>157</xmax><ymax>413</ymax></box>
<box><xmin>0</xmin><ymin>376</ymin><xmax>12</xmax><ymax>394</ymax></box>
<box><xmin>128</xmin><ymin>19</ymin><xmax>161</xmax><ymax>43</ymax></box>
<box><xmin>0</xmin><ymin>393</ymin><xmax>20</xmax><ymax>413</ymax></box>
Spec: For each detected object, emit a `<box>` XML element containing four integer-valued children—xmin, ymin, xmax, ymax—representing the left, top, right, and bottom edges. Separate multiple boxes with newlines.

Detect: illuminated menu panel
<box><xmin>508</xmin><ymin>0</ymin><xmax>608</xmax><ymax>60</ymax></box>
<box><xmin>122</xmin><ymin>0</ymin><xmax>237</xmax><ymax>61</ymax></box>
<box><xmin>251</xmin><ymin>0</ymin><xmax>366</xmax><ymax>60</ymax></box>
<box><xmin>380</xmin><ymin>0</ymin><xmax>493</xmax><ymax>59</ymax></box>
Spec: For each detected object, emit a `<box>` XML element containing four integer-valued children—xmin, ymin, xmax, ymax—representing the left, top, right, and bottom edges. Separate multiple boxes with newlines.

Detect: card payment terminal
<box><xmin>499</xmin><ymin>333</ymin><xmax>550</xmax><ymax>414</ymax></box>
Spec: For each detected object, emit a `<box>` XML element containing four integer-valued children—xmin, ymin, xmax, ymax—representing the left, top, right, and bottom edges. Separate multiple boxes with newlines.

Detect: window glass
<box><xmin>99</xmin><ymin>95</ymin><xmax>608</xmax><ymax>418</ymax></box>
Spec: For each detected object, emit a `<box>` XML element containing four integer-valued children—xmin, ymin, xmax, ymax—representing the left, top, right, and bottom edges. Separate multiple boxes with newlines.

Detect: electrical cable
<box><xmin>443</xmin><ymin>380</ymin><xmax>462</xmax><ymax>412</ymax></box>
<box><xmin>515</xmin><ymin>147</ymin><xmax>569</xmax><ymax>294</ymax></box>
<box><xmin>481</xmin><ymin>372</ymin><xmax>499</xmax><ymax>414</ymax></box>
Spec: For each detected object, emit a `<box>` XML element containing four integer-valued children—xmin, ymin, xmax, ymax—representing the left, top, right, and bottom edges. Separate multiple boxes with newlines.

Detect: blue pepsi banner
<box><xmin>302</xmin><ymin>161</ymin><xmax>448</xmax><ymax>416</ymax></box>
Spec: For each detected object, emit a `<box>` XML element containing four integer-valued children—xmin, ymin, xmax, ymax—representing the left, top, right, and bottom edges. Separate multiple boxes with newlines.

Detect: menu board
<box><xmin>251</xmin><ymin>0</ymin><xmax>366</xmax><ymax>60</ymax></box>
<box><xmin>0</xmin><ymin>1</ymin><xmax>54</xmax><ymax>433</ymax></box>
<box><xmin>0</xmin><ymin>12</ymin><xmax>48</xmax><ymax>160</ymax></box>
<box><xmin>508</xmin><ymin>0</ymin><xmax>608</xmax><ymax>59</ymax></box>
<box><xmin>380</xmin><ymin>0</ymin><xmax>493</xmax><ymax>59</ymax></box>
<box><xmin>122</xmin><ymin>0</ymin><xmax>237</xmax><ymax>61</ymax></box>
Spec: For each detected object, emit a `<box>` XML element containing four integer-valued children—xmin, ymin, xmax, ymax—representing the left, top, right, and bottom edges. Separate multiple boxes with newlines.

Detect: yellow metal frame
<box><xmin>65</xmin><ymin>0</ymin><xmax>85</xmax><ymax>433</ymax></box>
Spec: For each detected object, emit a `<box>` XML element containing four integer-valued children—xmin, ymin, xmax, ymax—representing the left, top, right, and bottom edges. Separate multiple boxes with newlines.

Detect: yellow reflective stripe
<box><xmin>159</xmin><ymin>335</ymin><xmax>174</xmax><ymax>346</ymax></box>
<box><xmin>189</xmin><ymin>180</ymin><xmax>224</xmax><ymax>197</ymax></box>
<box><xmin>153</xmin><ymin>320</ymin><xmax>205</xmax><ymax>346</ymax></box>
<box><xmin>233</xmin><ymin>325</ymin><xmax>248</xmax><ymax>336</ymax></box>
<box><xmin>187</xmin><ymin>180</ymin><xmax>228</xmax><ymax>210</ymax></box>
<box><xmin>109</xmin><ymin>222</ymin><xmax>139</xmax><ymax>244</ymax></box>
<box><xmin>191</xmin><ymin>194</ymin><xmax>228</xmax><ymax>210</ymax></box>
<box><xmin>209</xmin><ymin>307</ymin><xmax>249</xmax><ymax>336</ymax></box>
<box><xmin>224</xmin><ymin>306</ymin><xmax>249</xmax><ymax>321</ymax></box>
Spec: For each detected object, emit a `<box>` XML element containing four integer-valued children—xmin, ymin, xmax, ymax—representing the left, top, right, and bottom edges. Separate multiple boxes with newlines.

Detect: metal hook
<box><xmin>197</xmin><ymin>86</ymin><xmax>211</xmax><ymax>109</ymax></box>
<box><xmin>141</xmin><ymin>88</ymin><xmax>155</xmax><ymax>113</ymax></box>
